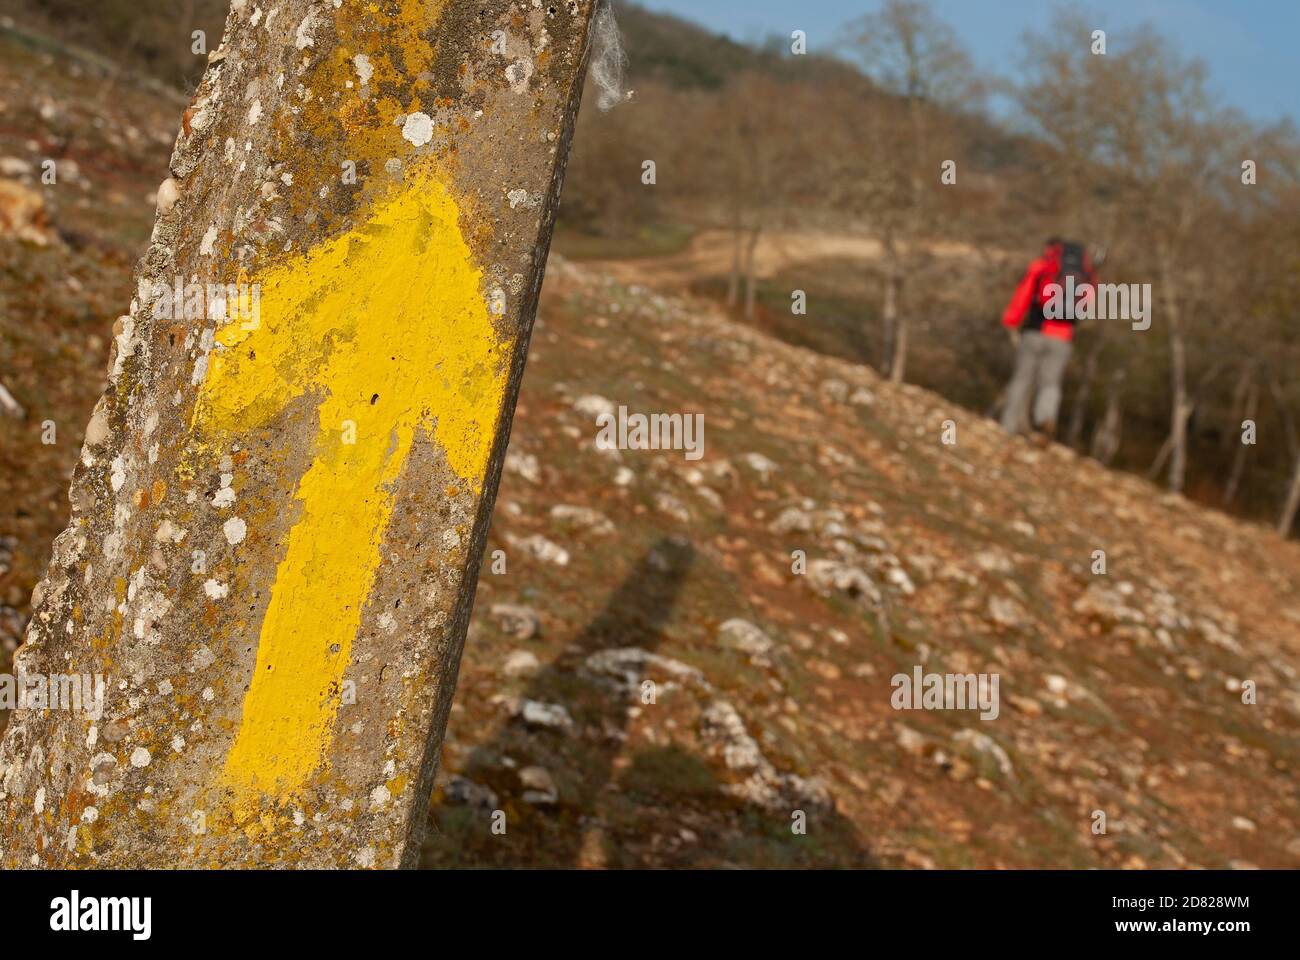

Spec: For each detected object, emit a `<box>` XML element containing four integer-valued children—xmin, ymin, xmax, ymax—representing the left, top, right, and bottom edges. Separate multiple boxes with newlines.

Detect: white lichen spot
<box><xmin>81</xmin><ymin>806</ymin><xmax>99</xmax><ymax>823</ymax></box>
<box><xmin>86</xmin><ymin>726</ymin><xmax>97</xmax><ymax>749</ymax></box>
<box><xmin>109</xmin><ymin>455</ymin><xmax>127</xmax><ymax>492</ymax></box>
<box><xmin>203</xmin><ymin>579</ymin><xmax>229</xmax><ymax>600</ymax></box>
<box><xmin>129</xmin><ymin>747</ymin><xmax>151</xmax><ymax>768</ymax></box>
<box><xmin>223</xmin><ymin>516</ymin><xmax>247</xmax><ymax>545</ymax></box>
<box><xmin>370</xmin><ymin>784</ymin><xmax>391</xmax><ymax>808</ymax></box>
<box><xmin>248</xmin><ymin>99</ymin><xmax>263</xmax><ymax>125</ymax></box>
<box><xmin>355</xmin><ymin>846</ymin><xmax>376</xmax><ymax>868</ymax></box>
<box><xmin>155</xmin><ymin>520</ymin><xmax>186</xmax><ymax>543</ymax></box>
<box><xmin>171</xmin><ymin>735</ymin><xmax>186</xmax><ymax>753</ymax></box>
<box><xmin>189</xmin><ymin>645</ymin><xmax>216</xmax><ymax>672</ymax></box>
<box><xmin>202</xmin><ymin>687</ymin><xmax>215</xmax><ymax>701</ymax></box>
<box><xmin>295</xmin><ymin>14</ymin><xmax>316</xmax><ymax>49</ymax></box>
<box><xmin>34</xmin><ymin>786</ymin><xmax>45</xmax><ymax>814</ymax></box>
<box><xmin>353</xmin><ymin>53</ymin><xmax>373</xmax><ymax>84</ymax></box>
<box><xmin>506</xmin><ymin>58</ymin><xmax>534</xmax><ymax>93</ymax></box>
<box><xmin>212</xmin><ymin>473</ymin><xmax>236</xmax><ymax>507</ymax></box>
<box><xmin>401</xmin><ymin>112</ymin><xmax>434</xmax><ymax>147</ymax></box>
<box><xmin>199</xmin><ymin>223</ymin><xmax>218</xmax><ymax>256</ymax></box>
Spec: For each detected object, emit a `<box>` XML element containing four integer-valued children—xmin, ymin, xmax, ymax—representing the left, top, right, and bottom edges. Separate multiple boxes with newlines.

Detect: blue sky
<box><xmin>633</xmin><ymin>0</ymin><xmax>1299</xmax><ymax>125</ymax></box>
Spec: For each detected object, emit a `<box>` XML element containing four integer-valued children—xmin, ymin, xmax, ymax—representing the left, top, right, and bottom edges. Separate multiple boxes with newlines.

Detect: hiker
<box><xmin>999</xmin><ymin>238</ymin><xmax>1097</xmax><ymax>439</ymax></box>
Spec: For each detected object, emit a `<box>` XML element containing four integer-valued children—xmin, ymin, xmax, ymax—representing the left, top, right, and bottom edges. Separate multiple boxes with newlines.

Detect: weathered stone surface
<box><xmin>0</xmin><ymin>0</ymin><xmax>597</xmax><ymax>868</ymax></box>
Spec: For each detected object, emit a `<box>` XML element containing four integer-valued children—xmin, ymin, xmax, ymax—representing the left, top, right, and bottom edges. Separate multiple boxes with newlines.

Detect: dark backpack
<box><xmin>1058</xmin><ymin>241</ymin><xmax>1087</xmax><ymax>290</ymax></box>
<box><xmin>1029</xmin><ymin>241</ymin><xmax>1089</xmax><ymax>328</ymax></box>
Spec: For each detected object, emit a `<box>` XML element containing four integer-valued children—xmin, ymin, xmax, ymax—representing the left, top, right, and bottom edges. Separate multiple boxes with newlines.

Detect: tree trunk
<box><xmin>1280</xmin><ymin>452</ymin><xmax>1300</xmax><ymax>538</ymax></box>
<box><xmin>742</xmin><ymin>224</ymin><xmax>762</xmax><ymax>320</ymax></box>
<box><xmin>725</xmin><ymin>218</ymin><xmax>743</xmax><ymax>308</ymax></box>
<box><xmin>1091</xmin><ymin>370</ymin><xmax>1124</xmax><ymax>466</ymax></box>
<box><xmin>1223</xmin><ymin>378</ymin><xmax>1258</xmax><ymax>506</ymax></box>
<box><xmin>880</xmin><ymin>257</ymin><xmax>897</xmax><ymax>375</ymax></box>
<box><xmin>884</xmin><ymin>250</ymin><xmax>906</xmax><ymax>383</ymax></box>
<box><xmin>1148</xmin><ymin>430</ymin><xmax>1174</xmax><ymax>480</ymax></box>
<box><xmin>890</xmin><ymin>304</ymin><xmax>909</xmax><ymax>384</ymax></box>
<box><xmin>1066</xmin><ymin>339</ymin><xmax>1102</xmax><ymax>449</ymax></box>
<box><xmin>0</xmin><ymin>0</ymin><xmax>598</xmax><ymax>869</ymax></box>
<box><xmin>1163</xmin><ymin>255</ymin><xmax>1190</xmax><ymax>493</ymax></box>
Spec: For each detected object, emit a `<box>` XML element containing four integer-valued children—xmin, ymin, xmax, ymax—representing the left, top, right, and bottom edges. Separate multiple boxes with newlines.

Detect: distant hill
<box><xmin>615</xmin><ymin>3</ymin><xmax>869</xmax><ymax>90</ymax></box>
<box><xmin>0</xmin><ymin>0</ymin><xmax>229</xmax><ymax>88</ymax></box>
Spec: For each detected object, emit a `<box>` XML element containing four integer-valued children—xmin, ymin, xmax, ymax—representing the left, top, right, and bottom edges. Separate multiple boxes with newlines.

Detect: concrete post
<box><xmin>0</xmin><ymin>0</ymin><xmax>597</xmax><ymax>868</ymax></box>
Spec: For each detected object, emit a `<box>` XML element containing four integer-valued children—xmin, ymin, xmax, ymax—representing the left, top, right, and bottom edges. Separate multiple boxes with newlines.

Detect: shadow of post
<box><xmin>424</xmin><ymin>535</ymin><xmax>876</xmax><ymax>868</ymax></box>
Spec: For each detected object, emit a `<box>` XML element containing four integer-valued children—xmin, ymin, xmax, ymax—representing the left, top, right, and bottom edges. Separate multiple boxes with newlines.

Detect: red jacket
<box><xmin>1002</xmin><ymin>244</ymin><xmax>1097</xmax><ymax>342</ymax></box>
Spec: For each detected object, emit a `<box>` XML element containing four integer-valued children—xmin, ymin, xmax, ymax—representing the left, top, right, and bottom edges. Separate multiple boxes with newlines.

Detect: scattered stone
<box><xmin>807</xmin><ymin>559</ymin><xmax>882</xmax><ymax>607</ymax></box>
<box><xmin>518</xmin><ymin>765</ymin><xmax>559</xmax><ymax>805</ymax></box>
<box><xmin>583</xmin><ymin>646</ymin><xmax>705</xmax><ymax>692</ymax></box>
<box><xmin>886</xmin><ymin>566</ymin><xmax>916</xmax><ymax>596</ymax></box>
<box><xmin>489</xmin><ymin>603</ymin><xmax>541</xmax><ymax>640</ymax></box>
<box><xmin>503</xmin><ymin>450</ymin><xmax>541</xmax><ymax>484</ymax></box>
<box><xmin>718</xmin><ymin>618</ymin><xmax>774</xmax><ymax>659</ymax></box>
<box><xmin>549</xmin><ymin>504</ymin><xmax>615</xmax><ymax>535</ymax></box>
<box><xmin>512</xmin><ymin>698</ymin><xmax>576</xmax><ymax>735</ymax></box>
<box><xmin>573</xmin><ymin>394</ymin><xmax>617</xmax><ymax>420</ymax></box>
<box><xmin>1007</xmin><ymin>694</ymin><xmax>1043</xmax><ymax>717</ymax></box>
<box><xmin>699</xmin><ymin>700</ymin><xmax>832</xmax><ymax>812</ymax></box>
<box><xmin>973</xmin><ymin>549</ymin><xmax>1014</xmax><ymax>574</ymax></box>
<box><xmin>952</xmin><ymin>729</ymin><xmax>1014</xmax><ymax>780</ymax></box>
<box><xmin>987</xmin><ymin>595</ymin><xmax>1028</xmax><ymax>629</ymax></box>
<box><xmin>895</xmin><ymin>724</ymin><xmax>928</xmax><ymax>757</ymax></box>
<box><xmin>0</xmin><ymin>177</ymin><xmax>54</xmax><ymax>246</ymax></box>
<box><xmin>505</xmin><ymin>533</ymin><xmax>569</xmax><ymax>566</ymax></box>
<box><xmin>444</xmin><ymin>775</ymin><xmax>498</xmax><ymax>812</ymax></box>
<box><xmin>502</xmin><ymin>649</ymin><xmax>541</xmax><ymax>678</ymax></box>
<box><xmin>741</xmin><ymin>452</ymin><xmax>779</xmax><ymax>483</ymax></box>
<box><xmin>653</xmin><ymin>491</ymin><xmax>692</xmax><ymax>522</ymax></box>
<box><xmin>1073</xmin><ymin>582</ymin><xmax>1145</xmax><ymax>626</ymax></box>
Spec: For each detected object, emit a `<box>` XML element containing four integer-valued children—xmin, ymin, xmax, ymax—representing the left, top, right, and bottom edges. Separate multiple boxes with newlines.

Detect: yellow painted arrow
<box><xmin>193</xmin><ymin>170</ymin><xmax>510</xmax><ymax>816</ymax></box>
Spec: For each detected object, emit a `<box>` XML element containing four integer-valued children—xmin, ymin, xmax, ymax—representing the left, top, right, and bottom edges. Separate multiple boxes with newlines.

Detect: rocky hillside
<box><xmin>418</xmin><ymin>256</ymin><xmax>1300</xmax><ymax>869</ymax></box>
<box><xmin>1</xmin><ymin>20</ymin><xmax>1297</xmax><ymax>870</ymax></box>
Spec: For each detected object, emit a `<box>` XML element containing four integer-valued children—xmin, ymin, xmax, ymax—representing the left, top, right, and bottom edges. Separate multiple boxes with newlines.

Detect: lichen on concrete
<box><xmin>0</xmin><ymin>0</ymin><xmax>597</xmax><ymax>868</ymax></box>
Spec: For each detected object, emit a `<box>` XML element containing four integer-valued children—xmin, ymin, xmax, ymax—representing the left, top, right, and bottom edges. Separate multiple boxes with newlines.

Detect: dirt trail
<box><xmin>583</xmin><ymin>228</ymin><xmax>998</xmax><ymax>293</ymax></box>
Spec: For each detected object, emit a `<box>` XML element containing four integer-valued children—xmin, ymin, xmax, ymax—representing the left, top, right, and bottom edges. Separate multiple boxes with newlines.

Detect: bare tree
<box><xmin>704</xmin><ymin>72</ymin><xmax>815</xmax><ymax>320</ymax></box>
<box><xmin>1103</xmin><ymin>32</ymin><xmax>1245</xmax><ymax>493</ymax></box>
<box><xmin>842</xmin><ymin>0</ymin><xmax>977</xmax><ymax>382</ymax></box>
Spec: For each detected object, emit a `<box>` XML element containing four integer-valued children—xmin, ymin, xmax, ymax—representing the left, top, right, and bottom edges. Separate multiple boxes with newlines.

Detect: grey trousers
<box><xmin>1000</xmin><ymin>331</ymin><xmax>1072</xmax><ymax>433</ymax></box>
